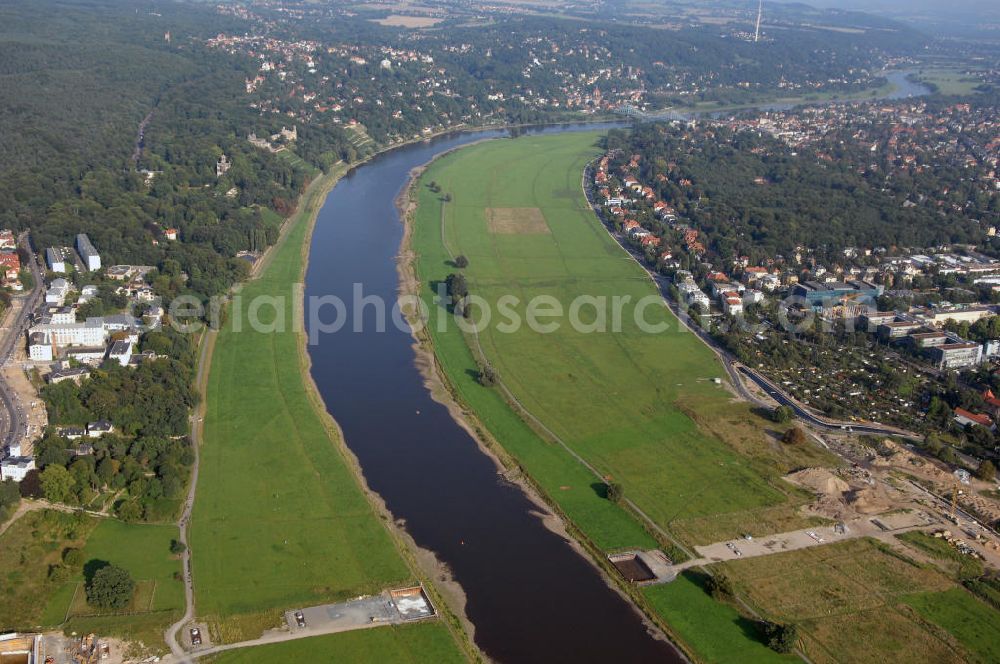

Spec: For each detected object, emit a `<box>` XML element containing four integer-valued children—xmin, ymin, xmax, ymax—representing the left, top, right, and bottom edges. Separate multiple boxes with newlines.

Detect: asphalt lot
<box><xmin>286</xmin><ymin>595</ymin><xmax>397</xmax><ymax>633</ymax></box>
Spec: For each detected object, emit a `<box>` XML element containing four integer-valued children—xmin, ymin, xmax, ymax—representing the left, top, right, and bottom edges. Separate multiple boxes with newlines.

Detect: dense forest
<box><xmin>0</xmin><ymin>0</ymin><xmax>337</xmax><ymax>304</ymax></box>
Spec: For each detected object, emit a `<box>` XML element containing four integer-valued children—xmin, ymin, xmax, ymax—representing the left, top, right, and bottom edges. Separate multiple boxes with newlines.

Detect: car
<box><xmin>294</xmin><ymin>611</ymin><xmax>306</xmax><ymax>628</ymax></box>
<box><xmin>189</xmin><ymin>628</ymin><xmax>202</xmax><ymax>646</ymax></box>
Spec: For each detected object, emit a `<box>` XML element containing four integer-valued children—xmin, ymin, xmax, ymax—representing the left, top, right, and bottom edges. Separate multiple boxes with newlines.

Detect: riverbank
<box><xmin>185</xmin><ymin>147</ymin><xmax>475</xmax><ymax>661</ymax></box>
<box><xmin>397</xmin><ymin>131</ymin><xmax>825</xmax><ymax>662</ymax></box>
<box><xmin>394</xmin><ymin>152</ymin><xmax>699</xmax><ymax>657</ymax></box>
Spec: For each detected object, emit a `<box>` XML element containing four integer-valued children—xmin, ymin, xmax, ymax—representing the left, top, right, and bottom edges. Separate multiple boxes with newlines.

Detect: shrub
<box><xmin>782</xmin><ymin>427</ymin><xmax>807</xmax><ymax>445</ymax></box>
<box><xmin>63</xmin><ymin>548</ymin><xmax>84</xmax><ymax>568</ymax></box>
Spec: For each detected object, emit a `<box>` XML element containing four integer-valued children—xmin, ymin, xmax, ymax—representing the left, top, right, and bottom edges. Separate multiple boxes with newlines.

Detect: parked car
<box><xmin>295</xmin><ymin>611</ymin><xmax>306</xmax><ymax>628</ymax></box>
<box><xmin>190</xmin><ymin>628</ymin><xmax>202</xmax><ymax>646</ymax></box>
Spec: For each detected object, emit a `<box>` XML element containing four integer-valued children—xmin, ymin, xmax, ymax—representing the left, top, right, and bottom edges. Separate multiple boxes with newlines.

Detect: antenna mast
<box><xmin>754</xmin><ymin>0</ymin><xmax>763</xmax><ymax>43</ymax></box>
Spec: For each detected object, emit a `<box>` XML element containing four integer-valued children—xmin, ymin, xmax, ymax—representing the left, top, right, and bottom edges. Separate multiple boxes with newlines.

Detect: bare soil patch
<box><xmin>486</xmin><ymin>207</ymin><xmax>550</xmax><ymax>235</ymax></box>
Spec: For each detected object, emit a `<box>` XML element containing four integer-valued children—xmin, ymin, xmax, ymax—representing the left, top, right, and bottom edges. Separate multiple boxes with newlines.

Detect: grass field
<box><xmin>720</xmin><ymin>538</ymin><xmax>971</xmax><ymax>664</ymax></box>
<box><xmin>189</xmin><ymin>169</ymin><xmax>464</xmax><ymax>658</ymax></box>
<box><xmin>912</xmin><ymin>68</ymin><xmax>981</xmax><ymax>96</ymax></box>
<box><xmin>897</xmin><ymin>530</ymin><xmax>984</xmax><ymax>580</ymax></box>
<box><xmin>191</xmin><ymin>172</ymin><xmax>413</xmax><ymax>618</ymax></box>
<box><xmin>411</xmin><ymin>131</ymin><xmax>810</xmax><ymax>548</ymax></box>
<box><xmin>0</xmin><ymin>510</ymin><xmax>96</xmax><ymax>629</ymax></box>
<box><xmin>409</xmin><ymin>130</ymin><xmax>826</xmax><ymax>660</ymax></box>
<box><xmin>205</xmin><ymin>624</ymin><xmax>465</xmax><ymax>663</ymax></box>
<box><xmin>0</xmin><ymin>510</ymin><xmax>184</xmax><ymax>651</ymax></box>
<box><xmin>643</xmin><ymin>573</ymin><xmax>794</xmax><ymax>663</ymax></box>
<box><xmin>904</xmin><ymin>588</ymin><xmax>1000</xmax><ymax>663</ymax></box>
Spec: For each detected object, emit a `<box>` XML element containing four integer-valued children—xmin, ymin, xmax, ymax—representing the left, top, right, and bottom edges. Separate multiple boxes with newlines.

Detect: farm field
<box><xmin>410</xmin><ymin>131</ymin><xmax>808</xmax><ymax>546</ymax></box>
<box><xmin>205</xmin><ymin>624</ymin><xmax>466</xmax><ymax>664</ymax></box>
<box><xmin>189</xmin><ymin>169</ymin><xmax>463</xmax><ymax>658</ymax></box>
<box><xmin>719</xmin><ymin>538</ymin><xmax>975</xmax><ymax>664</ymax></box>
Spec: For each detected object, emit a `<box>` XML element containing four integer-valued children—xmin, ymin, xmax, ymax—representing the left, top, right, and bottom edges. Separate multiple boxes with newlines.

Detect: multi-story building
<box><xmin>929</xmin><ymin>342</ymin><xmax>983</xmax><ymax>370</ymax></box>
<box><xmin>791</xmin><ymin>280</ymin><xmax>884</xmax><ymax>312</ymax></box>
<box><xmin>45</xmin><ymin>247</ymin><xmax>65</xmax><ymax>273</ymax></box>
<box><xmin>76</xmin><ymin>233</ymin><xmax>101</xmax><ymax>271</ymax></box>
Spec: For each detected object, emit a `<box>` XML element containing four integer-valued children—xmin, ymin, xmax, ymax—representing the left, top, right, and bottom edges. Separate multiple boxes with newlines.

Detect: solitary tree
<box><xmin>605</xmin><ymin>481</ymin><xmax>624</xmax><ymax>504</ymax></box>
<box><xmin>761</xmin><ymin>622</ymin><xmax>798</xmax><ymax>654</ymax></box>
<box><xmin>705</xmin><ymin>572</ymin><xmax>735</xmax><ymax>599</ymax></box>
<box><xmin>478</xmin><ymin>364</ymin><xmax>500</xmax><ymax>387</ymax></box>
<box><xmin>445</xmin><ymin>273</ymin><xmax>468</xmax><ymax>306</ymax></box>
<box><xmin>975</xmin><ymin>459</ymin><xmax>996</xmax><ymax>482</ymax></box>
<box><xmin>782</xmin><ymin>427</ymin><xmax>807</xmax><ymax>445</ymax></box>
<box><xmin>770</xmin><ymin>405</ymin><xmax>792</xmax><ymax>424</ymax></box>
<box><xmin>454</xmin><ymin>255</ymin><xmax>469</xmax><ymax>269</ymax></box>
<box><xmin>86</xmin><ymin>565</ymin><xmax>135</xmax><ymax>610</ymax></box>
<box><xmin>170</xmin><ymin>539</ymin><xmax>187</xmax><ymax>555</ymax></box>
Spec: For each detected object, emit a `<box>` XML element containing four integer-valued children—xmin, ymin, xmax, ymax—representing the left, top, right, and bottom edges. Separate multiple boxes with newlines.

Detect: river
<box><xmin>301</xmin><ymin>70</ymin><xmax>935</xmax><ymax>662</ymax></box>
<box><xmin>304</xmin><ymin>122</ymin><xmax>682</xmax><ymax>663</ymax></box>
<box><xmin>647</xmin><ymin>68</ymin><xmax>933</xmax><ymax>120</ymax></box>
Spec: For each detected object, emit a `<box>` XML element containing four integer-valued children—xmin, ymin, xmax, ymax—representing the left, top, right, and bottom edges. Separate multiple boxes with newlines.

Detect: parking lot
<box><xmin>284</xmin><ymin>587</ymin><xmax>434</xmax><ymax>634</ymax></box>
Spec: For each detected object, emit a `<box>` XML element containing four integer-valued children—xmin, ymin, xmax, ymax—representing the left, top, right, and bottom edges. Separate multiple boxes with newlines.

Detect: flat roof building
<box><xmin>76</xmin><ymin>233</ymin><xmax>101</xmax><ymax>271</ymax></box>
<box><xmin>877</xmin><ymin>320</ymin><xmax>922</xmax><ymax>340</ymax></box>
<box><xmin>791</xmin><ymin>280</ymin><xmax>884</xmax><ymax>311</ymax></box>
<box><xmin>45</xmin><ymin>247</ymin><xmax>66</xmax><ymax>273</ymax></box>
<box><xmin>929</xmin><ymin>342</ymin><xmax>983</xmax><ymax>370</ymax></box>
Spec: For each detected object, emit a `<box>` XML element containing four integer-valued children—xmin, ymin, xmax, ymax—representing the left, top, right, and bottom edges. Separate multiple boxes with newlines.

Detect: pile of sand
<box><xmin>845</xmin><ymin>486</ymin><xmax>892</xmax><ymax>514</ymax></box>
<box><xmin>786</xmin><ymin>468</ymin><xmax>851</xmax><ymax>496</ymax></box>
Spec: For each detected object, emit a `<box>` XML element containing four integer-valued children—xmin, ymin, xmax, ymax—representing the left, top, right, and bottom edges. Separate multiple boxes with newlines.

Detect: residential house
<box><xmin>86</xmin><ymin>420</ymin><xmax>114</xmax><ymax>438</ymax></box>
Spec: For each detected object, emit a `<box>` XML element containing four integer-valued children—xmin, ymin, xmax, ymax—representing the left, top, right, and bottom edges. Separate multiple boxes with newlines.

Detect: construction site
<box><xmin>0</xmin><ymin>633</ymin><xmax>131</xmax><ymax>664</ymax></box>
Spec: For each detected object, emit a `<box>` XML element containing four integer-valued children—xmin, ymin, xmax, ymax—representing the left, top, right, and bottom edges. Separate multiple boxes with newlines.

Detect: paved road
<box><xmin>0</xmin><ymin>233</ymin><xmax>43</xmax><ymax>449</ymax></box>
<box><xmin>164</xmin><ymin>329</ymin><xmax>214</xmax><ymax>664</ymax></box>
<box><xmin>663</xmin><ymin>515</ymin><xmax>937</xmax><ymax>577</ymax></box>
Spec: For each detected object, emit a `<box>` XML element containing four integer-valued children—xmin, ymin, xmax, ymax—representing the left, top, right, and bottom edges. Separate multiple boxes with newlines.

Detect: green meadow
<box><xmin>903</xmin><ymin>588</ymin><xmax>1000</xmax><ymax>664</ymax></box>
<box><xmin>0</xmin><ymin>509</ymin><xmax>184</xmax><ymax>651</ymax></box>
<box><xmin>410</xmin><ymin>130</ymin><xmax>818</xmax><ymax>660</ymax></box>
<box><xmin>643</xmin><ymin>573</ymin><xmax>794</xmax><ymax>664</ymax></box>
<box><xmin>411</xmin><ymin>131</ymin><xmax>798</xmax><ymax>546</ymax></box>
<box><xmin>189</xmin><ymin>171</ymin><xmax>463</xmax><ymax>658</ymax></box>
